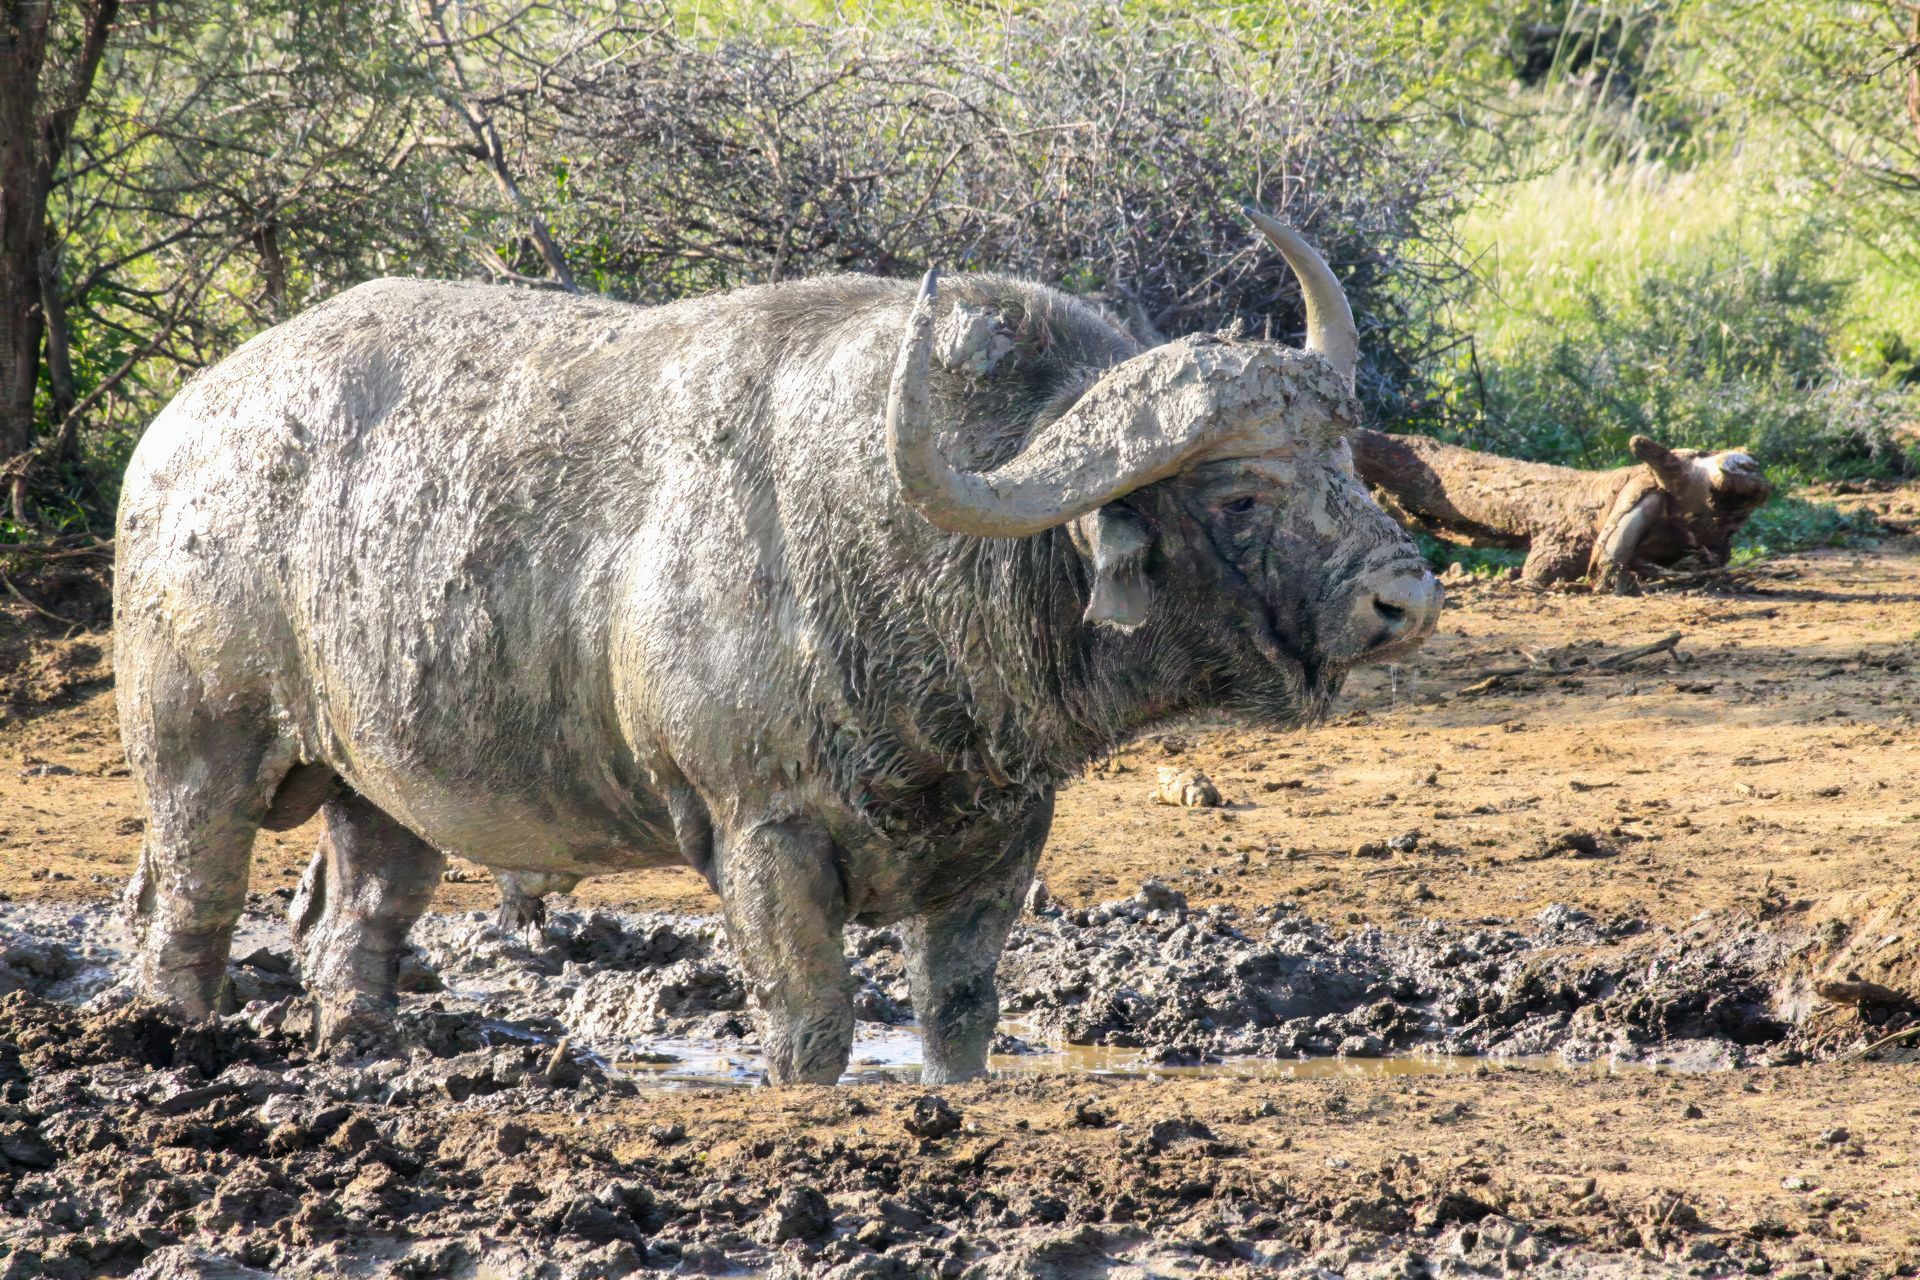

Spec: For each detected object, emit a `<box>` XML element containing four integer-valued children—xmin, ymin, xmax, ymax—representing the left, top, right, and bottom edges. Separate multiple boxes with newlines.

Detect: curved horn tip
<box><xmin>1240</xmin><ymin>204</ymin><xmax>1293</xmax><ymax>241</ymax></box>
<box><xmin>1239</xmin><ymin>203</ymin><xmax>1359</xmax><ymax>389</ymax></box>
<box><xmin>916</xmin><ymin>266</ymin><xmax>939</xmax><ymax>303</ymax></box>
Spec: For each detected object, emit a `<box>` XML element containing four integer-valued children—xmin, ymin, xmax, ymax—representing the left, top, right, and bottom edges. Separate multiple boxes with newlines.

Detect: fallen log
<box><xmin>1350</xmin><ymin>429</ymin><xmax>1770</xmax><ymax>591</ymax></box>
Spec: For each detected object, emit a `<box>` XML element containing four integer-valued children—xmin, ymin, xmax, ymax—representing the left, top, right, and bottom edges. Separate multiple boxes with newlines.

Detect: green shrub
<box><xmin>1412</xmin><ymin>531</ymin><xmax>1525</xmax><ymax>578</ymax></box>
<box><xmin>1461</xmin><ymin>221</ymin><xmax>1917</xmax><ymax>477</ymax></box>
<box><xmin>1729</xmin><ymin>493</ymin><xmax>1882</xmax><ymax>565</ymax></box>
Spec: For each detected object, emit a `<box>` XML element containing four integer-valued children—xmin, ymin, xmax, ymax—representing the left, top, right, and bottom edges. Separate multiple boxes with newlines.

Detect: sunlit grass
<box><xmin>1459</xmin><ymin>150</ymin><xmax>1920</xmax><ymax>382</ymax></box>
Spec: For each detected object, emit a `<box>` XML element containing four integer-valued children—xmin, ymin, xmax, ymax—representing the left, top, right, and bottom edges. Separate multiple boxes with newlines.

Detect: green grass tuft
<box><xmin>1729</xmin><ymin>493</ymin><xmax>1882</xmax><ymax>566</ymax></box>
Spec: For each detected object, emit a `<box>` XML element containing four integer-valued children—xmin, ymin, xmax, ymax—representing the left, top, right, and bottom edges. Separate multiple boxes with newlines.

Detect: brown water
<box><xmin>603</xmin><ymin>1021</ymin><xmax>1648</xmax><ymax>1088</ymax></box>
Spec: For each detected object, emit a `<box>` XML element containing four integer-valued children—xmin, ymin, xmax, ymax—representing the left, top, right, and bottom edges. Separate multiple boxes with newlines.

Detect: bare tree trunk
<box><xmin>0</xmin><ymin>0</ymin><xmax>54</xmax><ymax>472</ymax></box>
<box><xmin>1907</xmin><ymin>2</ymin><xmax>1920</xmax><ymax>153</ymax></box>
<box><xmin>1350</xmin><ymin>428</ymin><xmax>1771</xmax><ymax>590</ymax></box>
<box><xmin>0</xmin><ymin>0</ymin><xmax>119</xmax><ymax>523</ymax></box>
<box><xmin>254</xmin><ymin>219</ymin><xmax>288</xmax><ymax>320</ymax></box>
<box><xmin>40</xmin><ymin>237</ymin><xmax>76</xmax><ymax>453</ymax></box>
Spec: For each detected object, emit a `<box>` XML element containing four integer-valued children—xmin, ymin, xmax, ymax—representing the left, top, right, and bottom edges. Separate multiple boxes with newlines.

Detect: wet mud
<box><xmin>2</xmin><ymin>875</ymin><xmax>1913</xmax><ymax>1278</ymax></box>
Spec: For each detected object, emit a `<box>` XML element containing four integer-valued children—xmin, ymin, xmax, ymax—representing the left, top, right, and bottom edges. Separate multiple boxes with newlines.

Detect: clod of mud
<box><xmin>902</xmin><ymin>1093</ymin><xmax>962</xmax><ymax>1140</ymax></box>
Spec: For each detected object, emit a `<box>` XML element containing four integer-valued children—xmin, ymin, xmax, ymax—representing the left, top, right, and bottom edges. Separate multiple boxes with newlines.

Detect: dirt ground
<box><xmin>3</xmin><ymin>484</ymin><xmax>1920</xmax><ymax>1277</ymax></box>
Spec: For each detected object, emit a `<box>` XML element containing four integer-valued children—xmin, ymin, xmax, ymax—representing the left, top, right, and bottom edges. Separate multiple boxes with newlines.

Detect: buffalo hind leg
<box><xmin>291</xmin><ymin>791</ymin><xmax>445</xmax><ymax>1047</ymax></box>
<box><xmin>123</xmin><ymin>702</ymin><xmax>293</xmax><ymax>1018</ymax></box>
<box><xmin>715</xmin><ymin>820</ymin><xmax>855</xmax><ymax>1085</ymax></box>
<box><xmin>902</xmin><ymin>796</ymin><xmax>1052</xmax><ymax>1085</ymax></box>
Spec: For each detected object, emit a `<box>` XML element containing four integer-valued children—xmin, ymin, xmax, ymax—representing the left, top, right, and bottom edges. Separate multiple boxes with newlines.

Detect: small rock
<box><xmin>1781</xmin><ymin>1174</ymin><xmax>1817</xmax><ymax>1191</ymax></box>
<box><xmin>1388</xmin><ymin>831</ymin><xmax>1421</xmax><ymax>853</ymax></box>
<box><xmin>1351</xmin><ymin>841</ymin><xmax>1390</xmax><ymax>859</ymax></box>
<box><xmin>1681</xmin><ymin>1102</ymin><xmax>1704</xmax><ymax>1120</ymax></box>
<box><xmin>903</xmin><ymin>1093</ymin><xmax>962</xmax><ymax>1140</ymax></box>
<box><xmin>1131</xmin><ymin>879</ymin><xmax>1187</xmax><ymax>914</ymax></box>
<box><xmin>1023</xmin><ymin>877</ymin><xmax>1052</xmax><ymax>915</ymax></box>
<box><xmin>1819</xmin><ymin>1127</ymin><xmax>1849</xmax><ymax>1145</ymax></box>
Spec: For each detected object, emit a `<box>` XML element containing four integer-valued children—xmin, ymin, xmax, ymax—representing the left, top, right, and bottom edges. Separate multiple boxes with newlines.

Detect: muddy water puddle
<box><xmin>603</xmin><ymin>1020</ymin><xmax>1665</xmax><ymax>1088</ymax></box>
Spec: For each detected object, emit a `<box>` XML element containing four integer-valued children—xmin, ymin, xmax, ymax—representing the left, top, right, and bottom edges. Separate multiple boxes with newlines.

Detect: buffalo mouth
<box><xmin>1221</xmin><ymin>606</ymin><xmax>1345</xmax><ymax>728</ymax></box>
<box><xmin>1293</xmin><ymin>657</ymin><xmax>1346</xmax><ymax>726</ymax></box>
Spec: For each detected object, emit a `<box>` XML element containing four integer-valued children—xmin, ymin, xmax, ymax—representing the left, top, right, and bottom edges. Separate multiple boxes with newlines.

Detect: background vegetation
<box><xmin>2</xmin><ymin>0</ymin><xmax>1915</xmax><ymax>558</ymax></box>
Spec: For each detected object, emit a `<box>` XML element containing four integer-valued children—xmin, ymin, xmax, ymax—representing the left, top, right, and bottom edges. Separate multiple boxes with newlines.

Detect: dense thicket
<box><xmin>0</xmin><ymin>0</ymin><xmax>1914</xmax><ymax>542</ymax></box>
<box><xmin>534</xmin><ymin>10</ymin><xmax>1479</xmax><ymax>422</ymax></box>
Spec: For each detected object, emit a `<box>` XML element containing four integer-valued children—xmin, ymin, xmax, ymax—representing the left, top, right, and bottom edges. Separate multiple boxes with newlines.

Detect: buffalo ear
<box><xmin>1629</xmin><ymin>434</ymin><xmax>1691</xmax><ymax>492</ymax></box>
<box><xmin>1070</xmin><ymin>505</ymin><xmax>1154</xmax><ymax>629</ymax></box>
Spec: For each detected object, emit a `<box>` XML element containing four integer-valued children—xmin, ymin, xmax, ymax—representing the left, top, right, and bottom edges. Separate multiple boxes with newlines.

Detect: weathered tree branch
<box><xmin>418</xmin><ymin>0</ymin><xmax>578</xmax><ymax>293</ymax></box>
<box><xmin>1351</xmin><ymin>429</ymin><xmax>1772</xmax><ymax>592</ymax></box>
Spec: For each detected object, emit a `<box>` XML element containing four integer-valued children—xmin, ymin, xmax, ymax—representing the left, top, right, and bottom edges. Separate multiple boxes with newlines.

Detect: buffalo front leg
<box><xmin>902</xmin><ymin>795</ymin><xmax>1053</xmax><ymax>1085</ymax></box>
<box><xmin>714</xmin><ymin>820</ymin><xmax>855</xmax><ymax>1085</ymax></box>
<box><xmin>291</xmin><ymin>791</ymin><xmax>445</xmax><ymax>1046</ymax></box>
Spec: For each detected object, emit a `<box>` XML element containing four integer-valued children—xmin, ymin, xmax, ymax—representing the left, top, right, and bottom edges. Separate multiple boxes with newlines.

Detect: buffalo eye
<box><xmin>1220</xmin><ymin>497</ymin><xmax>1257</xmax><ymax>516</ymax></box>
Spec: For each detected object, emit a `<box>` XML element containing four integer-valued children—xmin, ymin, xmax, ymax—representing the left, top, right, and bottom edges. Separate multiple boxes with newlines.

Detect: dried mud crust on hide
<box><xmin>4</xmin><ymin>901</ymin><xmax>1920</xmax><ymax>1280</ymax></box>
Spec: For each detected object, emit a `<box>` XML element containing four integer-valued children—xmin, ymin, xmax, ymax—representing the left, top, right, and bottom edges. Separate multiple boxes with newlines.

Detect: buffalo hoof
<box><xmin>312</xmin><ymin>992</ymin><xmax>400</xmax><ymax>1056</ymax></box>
<box><xmin>495</xmin><ymin>892</ymin><xmax>548</xmax><ymax>935</ymax></box>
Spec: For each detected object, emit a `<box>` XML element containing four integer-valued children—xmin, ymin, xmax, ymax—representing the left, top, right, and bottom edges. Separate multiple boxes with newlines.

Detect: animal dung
<box><xmin>1152</xmin><ymin>767</ymin><xmax>1222</xmax><ymax>808</ymax></box>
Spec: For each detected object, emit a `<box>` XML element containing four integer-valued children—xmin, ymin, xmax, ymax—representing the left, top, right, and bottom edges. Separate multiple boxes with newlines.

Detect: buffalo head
<box><xmin>884</xmin><ymin>210</ymin><xmax>1441</xmax><ymax>724</ymax></box>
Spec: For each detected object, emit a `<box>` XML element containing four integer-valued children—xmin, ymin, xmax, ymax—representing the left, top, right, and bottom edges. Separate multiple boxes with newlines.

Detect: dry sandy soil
<box><xmin>2</xmin><ymin>484</ymin><xmax>1919</xmax><ymax>1278</ymax></box>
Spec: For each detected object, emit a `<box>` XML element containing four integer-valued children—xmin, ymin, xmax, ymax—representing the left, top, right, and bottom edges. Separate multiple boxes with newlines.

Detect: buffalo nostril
<box><xmin>1332</xmin><ymin>569</ymin><xmax>1441</xmax><ymax>665</ymax></box>
<box><xmin>1362</xmin><ymin>573</ymin><xmax>1441</xmax><ymax>654</ymax></box>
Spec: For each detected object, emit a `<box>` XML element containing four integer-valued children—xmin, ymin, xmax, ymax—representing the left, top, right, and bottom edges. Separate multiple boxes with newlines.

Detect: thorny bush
<box><xmin>517</xmin><ymin>2</ymin><xmax>1479</xmax><ymax>426</ymax></box>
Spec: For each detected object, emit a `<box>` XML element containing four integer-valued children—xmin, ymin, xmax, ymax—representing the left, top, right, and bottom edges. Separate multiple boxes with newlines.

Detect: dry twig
<box><xmin>1591</xmin><ymin>632</ymin><xmax>1682</xmax><ymax>671</ymax></box>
